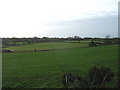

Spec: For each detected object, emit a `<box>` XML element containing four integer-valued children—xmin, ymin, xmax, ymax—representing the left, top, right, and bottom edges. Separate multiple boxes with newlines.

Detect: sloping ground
<box><xmin>3</xmin><ymin>44</ymin><xmax>118</xmax><ymax>88</ymax></box>
<box><xmin>4</xmin><ymin>42</ymin><xmax>88</xmax><ymax>52</ymax></box>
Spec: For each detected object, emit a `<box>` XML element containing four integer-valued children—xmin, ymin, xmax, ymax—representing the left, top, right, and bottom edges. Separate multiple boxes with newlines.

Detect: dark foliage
<box><xmin>88</xmin><ymin>66</ymin><xmax>114</xmax><ymax>88</ymax></box>
<box><xmin>63</xmin><ymin>66</ymin><xmax>114</xmax><ymax>88</ymax></box>
<box><xmin>88</xmin><ymin>41</ymin><xmax>97</xmax><ymax>47</ymax></box>
<box><xmin>63</xmin><ymin>73</ymin><xmax>87</xmax><ymax>88</ymax></box>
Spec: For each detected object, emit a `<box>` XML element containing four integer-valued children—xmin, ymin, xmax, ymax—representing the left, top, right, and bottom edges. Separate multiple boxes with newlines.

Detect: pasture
<box><xmin>5</xmin><ymin>42</ymin><xmax>88</xmax><ymax>52</ymax></box>
<box><xmin>2</xmin><ymin>44</ymin><xmax>118</xmax><ymax>88</ymax></box>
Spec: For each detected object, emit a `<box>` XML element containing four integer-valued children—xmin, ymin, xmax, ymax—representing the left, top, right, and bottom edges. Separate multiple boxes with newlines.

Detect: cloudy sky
<box><xmin>0</xmin><ymin>0</ymin><xmax>119</xmax><ymax>38</ymax></box>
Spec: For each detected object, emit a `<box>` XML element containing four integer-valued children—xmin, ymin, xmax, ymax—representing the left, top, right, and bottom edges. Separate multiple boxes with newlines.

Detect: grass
<box><xmin>2</xmin><ymin>44</ymin><xmax>118</xmax><ymax>88</ymax></box>
<box><xmin>65</xmin><ymin>40</ymin><xmax>90</xmax><ymax>43</ymax></box>
<box><xmin>5</xmin><ymin>42</ymin><xmax>88</xmax><ymax>52</ymax></box>
<box><xmin>65</xmin><ymin>40</ymin><xmax>102</xmax><ymax>43</ymax></box>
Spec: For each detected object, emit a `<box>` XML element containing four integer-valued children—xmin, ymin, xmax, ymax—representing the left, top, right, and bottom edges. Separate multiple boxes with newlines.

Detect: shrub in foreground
<box><xmin>63</xmin><ymin>66</ymin><xmax>114</xmax><ymax>88</ymax></box>
<box><xmin>87</xmin><ymin>66</ymin><xmax>114</xmax><ymax>88</ymax></box>
<box><xmin>63</xmin><ymin>73</ymin><xmax>88</xmax><ymax>88</ymax></box>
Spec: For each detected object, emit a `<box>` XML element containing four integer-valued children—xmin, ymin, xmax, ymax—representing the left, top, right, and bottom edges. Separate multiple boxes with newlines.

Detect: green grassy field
<box><xmin>65</xmin><ymin>40</ymin><xmax>91</xmax><ymax>43</ymax></box>
<box><xmin>5</xmin><ymin>42</ymin><xmax>88</xmax><ymax>52</ymax></box>
<box><xmin>2</xmin><ymin>44</ymin><xmax>118</xmax><ymax>88</ymax></box>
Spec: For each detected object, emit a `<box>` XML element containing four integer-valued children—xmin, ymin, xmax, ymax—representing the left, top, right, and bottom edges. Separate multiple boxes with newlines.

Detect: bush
<box><xmin>87</xmin><ymin>66</ymin><xmax>114</xmax><ymax>88</ymax></box>
<box><xmin>62</xmin><ymin>73</ymin><xmax>87</xmax><ymax>88</ymax></box>
<box><xmin>63</xmin><ymin>66</ymin><xmax>114</xmax><ymax>88</ymax></box>
<box><xmin>88</xmin><ymin>41</ymin><xmax>97</xmax><ymax>47</ymax></box>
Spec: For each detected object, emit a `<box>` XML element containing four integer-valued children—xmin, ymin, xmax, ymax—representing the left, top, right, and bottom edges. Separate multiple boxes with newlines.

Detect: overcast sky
<box><xmin>0</xmin><ymin>0</ymin><xmax>119</xmax><ymax>38</ymax></box>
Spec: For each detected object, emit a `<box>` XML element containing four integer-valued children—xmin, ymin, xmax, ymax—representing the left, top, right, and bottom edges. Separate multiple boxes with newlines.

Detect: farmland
<box><xmin>4</xmin><ymin>42</ymin><xmax>88</xmax><ymax>52</ymax></box>
<box><xmin>2</xmin><ymin>43</ymin><xmax>118</xmax><ymax>88</ymax></box>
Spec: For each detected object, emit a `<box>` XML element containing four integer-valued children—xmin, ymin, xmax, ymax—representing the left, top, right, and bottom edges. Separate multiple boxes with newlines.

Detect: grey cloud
<box><xmin>48</xmin><ymin>15</ymin><xmax>118</xmax><ymax>38</ymax></box>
